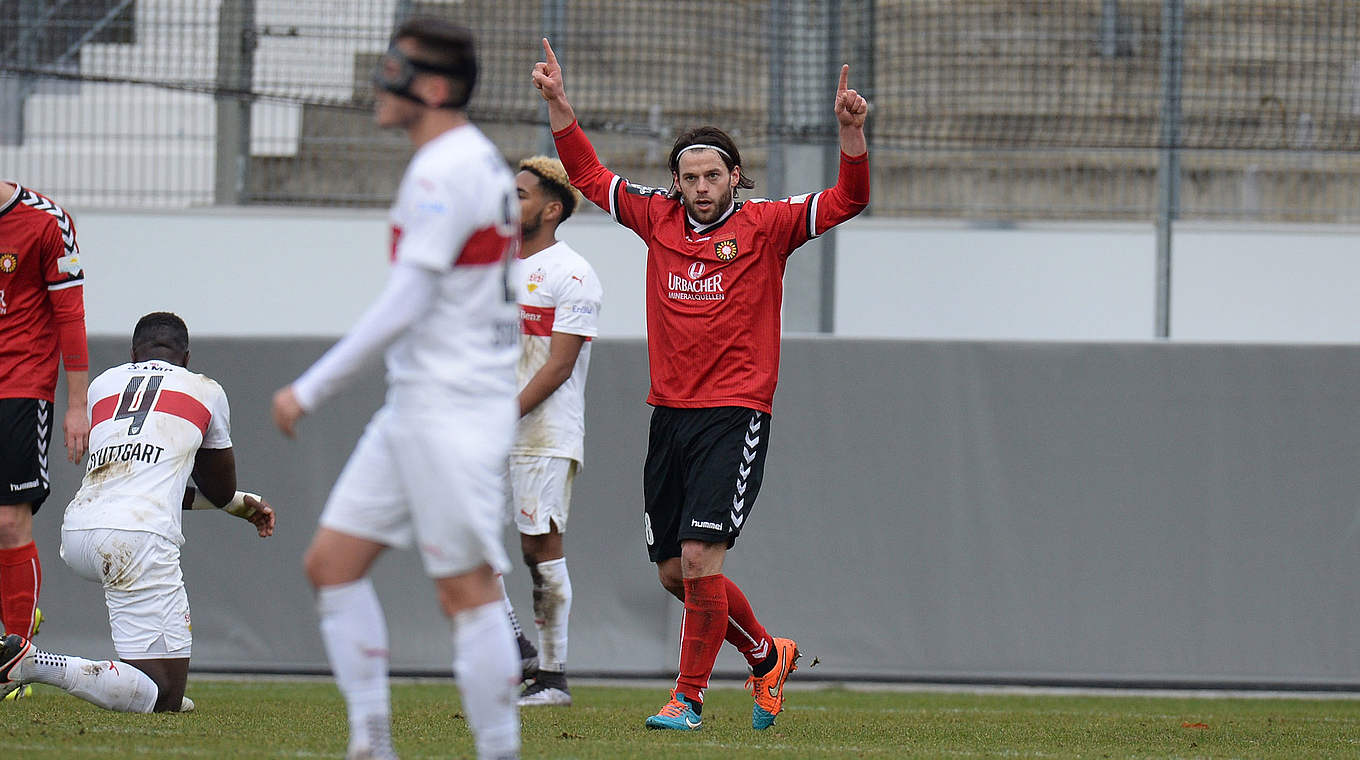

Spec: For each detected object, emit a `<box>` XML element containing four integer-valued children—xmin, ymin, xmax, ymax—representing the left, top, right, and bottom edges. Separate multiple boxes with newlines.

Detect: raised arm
<box><xmin>532</xmin><ymin>37</ymin><xmax>576</xmax><ymax>131</ymax></box>
<box><xmin>834</xmin><ymin>64</ymin><xmax>868</xmax><ymax>157</ymax></box>
<box><xmin>773</xmin><ymin>64</ymin><xmax>870</xmax><ymax>250</ymax></box>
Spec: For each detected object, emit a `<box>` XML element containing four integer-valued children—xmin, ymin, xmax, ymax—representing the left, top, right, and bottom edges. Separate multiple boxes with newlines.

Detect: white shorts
<box><xmin>59</xmin><ymin>527</ymin><xmax>192</xmax><ymax>660</ymax></box>
<box><xmin>509</xmin><ymin>455</ymin><xmax>577</xmax><ymax>535</ymax></box>
<box><xmin>320</xmin><ymin>400</ymin><xmax>514</xmax><ymax>578</ymax></box>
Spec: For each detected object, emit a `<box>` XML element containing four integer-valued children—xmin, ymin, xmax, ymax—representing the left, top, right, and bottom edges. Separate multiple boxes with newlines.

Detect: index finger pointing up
<box><xmin>838</xmin><ymin>64</ymin><xmax>850</xmax><ymax>93</ymax></box>
<box><xmin>542</xmin><ymin>37</ymin><xmax>558</xmax><ymax>66</ymax></box>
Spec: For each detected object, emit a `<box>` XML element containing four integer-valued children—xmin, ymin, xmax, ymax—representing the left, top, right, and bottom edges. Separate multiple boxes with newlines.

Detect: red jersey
<box><xmin>554</xmin><ymin>122</ymin><xmax>869</xmax><ymax>412</ymax></box>
<box><xmin>0</xmin><ymin>184</ymin><xmax>88</xmax><ymax>401</ymax></box>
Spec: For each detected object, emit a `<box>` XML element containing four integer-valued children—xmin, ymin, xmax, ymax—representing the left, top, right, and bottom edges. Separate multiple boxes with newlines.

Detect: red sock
<box><xmin>0</xmin><ymin>542</ymin><xmax>41</xmax><ymax>638</ymax></box>
<box><xmin>723</xmin><ymin>576</ymin><xmax>775</xmax><ymax>668</ymax></box>
<box><xmin>676</xmin><ymin>574</ymin><xmax>727</xmax><ymax>704</ymax></box>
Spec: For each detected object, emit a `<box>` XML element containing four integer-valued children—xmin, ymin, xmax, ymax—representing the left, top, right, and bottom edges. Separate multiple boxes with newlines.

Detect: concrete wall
<box><xmin>33</xmin><ymin>336</ymin><xmax>1360</xmax><ymax>687</ymax></box>
<box><xmin>71</xmin><ymin>207</ymin><xmax>1360</xmax><ymax>342</ymax></box>
<box><xmin>31</xmin><ymin>208</ymin><xmax>1360</xmax><ymax>685</ymax></box>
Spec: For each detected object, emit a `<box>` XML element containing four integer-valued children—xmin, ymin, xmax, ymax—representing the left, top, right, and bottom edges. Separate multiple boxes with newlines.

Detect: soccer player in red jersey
<box><xmin>532</xmin><ymin>39</ymin><xmax>869</xmax><ymax>731</ymax></box>
<box><xmin>0</xmin><ymin>181</ymin><xmax>90</xmax><ymax>656</ymax></box>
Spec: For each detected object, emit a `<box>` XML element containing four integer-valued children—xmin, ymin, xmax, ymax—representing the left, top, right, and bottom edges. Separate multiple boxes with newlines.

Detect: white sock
<box><xmin>23</xmin><ymin>648</ymin><xmax>157</xmax><ymax>713</ymax></box>
<box><xmin>451</xmin><ymin>601</ymin><xmax>520</xmax><ymax>760</ymax></box>
<box><xmin>496</xmin><ymin>573</ymin><xmax>525</xmax><ymax>639</ymax></box>
<box><xmin>317</xmin><ymin>579</ymin><xmax>392</xmax><ymax>756</ymax></box>
<box><xmin>532</xmin><ymin>558</ymin><xmax>572</xmax><ymax>673</ymax></box>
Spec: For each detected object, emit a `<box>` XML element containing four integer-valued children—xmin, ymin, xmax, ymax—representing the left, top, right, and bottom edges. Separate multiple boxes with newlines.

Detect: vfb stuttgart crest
<box><xmin>714</xmin><ymin>239</ymin><xmax>739</xmax><ymax>261</ymax></box>
<box><xmin>0</xmin><ymin>253</ymin><xmax>17</xmax><ymax>274</ymax></box>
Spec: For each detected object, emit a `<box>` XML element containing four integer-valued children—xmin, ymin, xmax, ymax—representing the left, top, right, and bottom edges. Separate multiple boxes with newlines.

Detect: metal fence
<box><xmin>2</xmin><ymin>1</ymin><xmax>1358</xmax><ymax>221</ymax></box>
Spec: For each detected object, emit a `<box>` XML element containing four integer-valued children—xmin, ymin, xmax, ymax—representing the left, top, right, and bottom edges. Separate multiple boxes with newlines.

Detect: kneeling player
<box><xmin>0</xmin><ymin>312</ymin><xmax>275</xmax><ymax>712</ymax></box>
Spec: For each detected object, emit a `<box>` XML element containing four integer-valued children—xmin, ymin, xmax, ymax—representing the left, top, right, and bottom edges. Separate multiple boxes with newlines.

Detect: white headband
<box><xmin>677</xmin><ymin>143</ymin><xmax>733</xmax><ymax>162</ymax></box>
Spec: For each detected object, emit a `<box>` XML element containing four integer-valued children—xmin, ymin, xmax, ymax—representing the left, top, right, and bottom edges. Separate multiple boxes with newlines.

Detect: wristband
<box><xmin>223</xmin><ymin>491</ymin><xmax>261</xmax><ymax>519</ymax></box>
<box><xmin>189</xmin><ymin>489</ymin><xmax>261</xmax><ymax>519</ymax></box>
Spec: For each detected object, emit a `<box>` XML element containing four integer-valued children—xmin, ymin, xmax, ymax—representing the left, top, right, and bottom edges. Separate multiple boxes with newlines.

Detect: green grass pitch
<box><xmin>2</xmin><ymin>679</ymin><xmax>1357</xmax><ymax>758</ymax></box>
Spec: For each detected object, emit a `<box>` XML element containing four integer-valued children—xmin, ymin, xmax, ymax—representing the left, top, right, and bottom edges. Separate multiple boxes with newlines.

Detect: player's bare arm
<box><xmin>532</xmin><ymin>37</ymin><xmax>576</xmax><ymax>131</ymax></box>
<box><xmin>517</xmin><ymin>331</ymin><xmax>587</xmax><ymax>417</ymax></box>
<box><xmin>190</xmin><ymin>447</ymin><xmax>238</xmax><ymax>507</ymax></box>
<box><xmin>834</xmin><ymin>64</ymin><xmax>869</xmax><ymax>156</ymax></box>
<box><xmin>64</xmin><ymin>369</ymin><xmax>90</xmax><ymax>462</ymax></box>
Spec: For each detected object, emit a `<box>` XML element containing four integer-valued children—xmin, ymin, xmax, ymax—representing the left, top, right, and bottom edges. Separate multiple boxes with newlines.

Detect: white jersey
<box><xmin>385</xmin><ymin>124</ymin><xmax>520</xmax><ymax>401</ymax></box>
<box><xmin>512</xmin><ymin>241</ymin><xmax>603</xmax><ymax>463</ymax></box>
<box><xmin>63</xmin><ymin>360</ymin><xmax>232</xmax><ymax>546</ymax></box>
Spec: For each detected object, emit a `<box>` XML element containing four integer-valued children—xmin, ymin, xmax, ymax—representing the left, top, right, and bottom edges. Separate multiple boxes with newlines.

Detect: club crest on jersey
<box><xmin>714</xmin><ymin>239</ymin><xmax>739</xmax><ymax>261</ymax></box>
<box><xmin>0</xmin><ymin>253</ymin><xmax>16</xmax><ymax>273</ymax></box>
<box><xmin>527</xmin><ymin>267</ymin><xmax>545</xmax><ymax>293</ymax></box>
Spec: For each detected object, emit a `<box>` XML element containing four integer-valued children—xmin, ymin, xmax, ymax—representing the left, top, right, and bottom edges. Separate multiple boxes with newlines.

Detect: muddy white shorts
<box><xmin>59</xmin><ymin>527</ymin><xmax>192</xmax><ymax>660</ymax></box>
<box><xmin>508</xmin><ymin>455</ymin><xmax>577</xmax><ymax>535</ymax></box>
<box><xmin>320</xmin><ymin>399</ymin><xmax>514</xmax><ymax>578</ymax></box>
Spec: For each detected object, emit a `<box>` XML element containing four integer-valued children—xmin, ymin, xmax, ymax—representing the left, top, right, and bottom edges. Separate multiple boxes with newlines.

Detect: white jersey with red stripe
<box><xmin>512</xmin><ymin>241</ymin><xmax>602</xmax><ymax>463</ymax></box>
<box><xmin>63</xmin><ymin>360</ymin><xmax>231</xmax><ymax>545</ymax></box>
<box><xmin>384</xmin><ymin>124</ymin><xmax>520</xmax><ymax>401</ymax></box>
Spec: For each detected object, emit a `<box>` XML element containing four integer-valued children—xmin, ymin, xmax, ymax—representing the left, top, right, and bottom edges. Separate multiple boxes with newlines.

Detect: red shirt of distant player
<box><xmin>0</xmin><ymin>184</ymin><xmax>88</xmax><ymax>401</ymax></box>
<box><xmin>554</xmin><ymin>122</ymin><xmax>869</xmax><ymax>413</ymax></box>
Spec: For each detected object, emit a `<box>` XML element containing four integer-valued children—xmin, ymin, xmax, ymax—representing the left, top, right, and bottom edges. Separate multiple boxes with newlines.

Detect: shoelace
<box><xmin>747</xmin><ymin>656</ymin><xmax>800</xmax><ymax>703</ymax></box>
<box><xmin>658</xmin><ymin>697</ymin><xmax>689</xmax><ymax>717</ymax></box>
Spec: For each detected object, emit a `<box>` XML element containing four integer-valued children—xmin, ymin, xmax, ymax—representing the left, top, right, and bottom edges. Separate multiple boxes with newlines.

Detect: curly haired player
<box><xmin>499</xmin><ymin>155</ymin><xmax>603</xmax><ymax>707</ymax></box>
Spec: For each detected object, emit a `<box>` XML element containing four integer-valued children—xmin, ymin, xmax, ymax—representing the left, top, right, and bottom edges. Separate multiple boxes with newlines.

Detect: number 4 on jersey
<box><xmin>114</xmin><ymin>375</ymin><xmax>164</xmax><ymax>435</ymax></box>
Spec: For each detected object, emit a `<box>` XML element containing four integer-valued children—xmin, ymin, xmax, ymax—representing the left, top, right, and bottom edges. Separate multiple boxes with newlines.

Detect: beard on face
<box><xmin>520</xmin><ymin>207</ymin><xmax>545</xmax><ymax>239</ymax></box>
<box><xmin>682</xmin><ymin>190</ymin><xmax>733</xmax><ymax>224</ymax></box>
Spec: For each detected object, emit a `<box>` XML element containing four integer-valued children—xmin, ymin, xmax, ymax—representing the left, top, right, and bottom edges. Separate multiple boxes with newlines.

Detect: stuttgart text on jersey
<box><xmin>86</xmin><ymin>441</ymin><xmax>166</xmax><ymax>472</ymax></box>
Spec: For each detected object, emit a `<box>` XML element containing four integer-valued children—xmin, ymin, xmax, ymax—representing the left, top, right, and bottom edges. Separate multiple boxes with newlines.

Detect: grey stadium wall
<box><xmin>35</xmin><ymin>336</ymin><xmax>1360</xmax><ymax>688</ymax></box>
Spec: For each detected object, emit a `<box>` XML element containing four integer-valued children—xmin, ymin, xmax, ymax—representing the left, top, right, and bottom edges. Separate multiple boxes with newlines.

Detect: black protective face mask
<box><xmin>372</xmin><ymin>45</ymin><xmax>474</xmax><ymax>109</ymax></box>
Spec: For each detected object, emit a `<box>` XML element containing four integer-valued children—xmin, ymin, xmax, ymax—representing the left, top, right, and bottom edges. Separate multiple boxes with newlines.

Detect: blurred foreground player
<box><xmin>532</xmin><ymin>38</ymin><xmax>869</xmax><ymax>730</ymax></box>
<box><xmin>0</xmin><ymin>312</ymin><xmax>275</xmax><ymax>712</ymax></box>
<box><xmin>272</xmin><ymin>17</ymin><xmax>522</xmax><ymax>760</ymax></box>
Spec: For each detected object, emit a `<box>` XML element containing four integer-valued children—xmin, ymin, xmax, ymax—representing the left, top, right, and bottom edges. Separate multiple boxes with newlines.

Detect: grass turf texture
<box><xmin>2</xmin><ymin>680</ymin><xmax>1357</xmax><ymax>759</ymax></box>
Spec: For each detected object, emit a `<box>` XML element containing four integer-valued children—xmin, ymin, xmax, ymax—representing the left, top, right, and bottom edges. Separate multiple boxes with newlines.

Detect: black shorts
<box><xmin>0</xmin><ymin>398</ymin><xmax>53</xmax><ymax>513</ymax></box>
<box><xmin>643</xmin><ymin>405</ymin><xmax>771</xmax><ymax>563</ymax></box>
